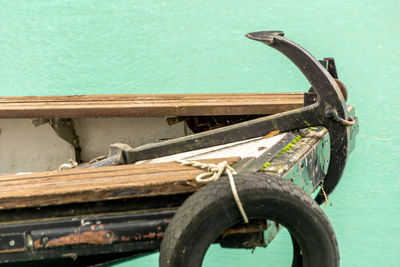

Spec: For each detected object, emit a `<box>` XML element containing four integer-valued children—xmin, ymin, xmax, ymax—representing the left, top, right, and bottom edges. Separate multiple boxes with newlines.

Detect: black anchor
<box><xmin>90</xmin><ymin>31</ymin><xmax>356</xmax><ymax>203</ymax></box>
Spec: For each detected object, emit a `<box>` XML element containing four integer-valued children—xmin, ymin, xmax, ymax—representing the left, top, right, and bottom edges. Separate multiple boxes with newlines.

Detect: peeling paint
<box><xmin>33</xmin><ymin>230</ymin><xmax>115</xmax><ymax>249</ymax></box>
<box><xmin>142</xmin><ymin>232</ymin><xmax>164</xmax><ymax>239</ymax></box>
<box><xmin>0</xmin><ymin>248</ymin><xmax>26</xmax><ymax>254</ymax></box>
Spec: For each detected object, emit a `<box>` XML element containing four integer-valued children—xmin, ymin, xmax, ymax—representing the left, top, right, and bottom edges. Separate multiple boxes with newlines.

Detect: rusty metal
<box><xmin>219</xmin><ymin>220</ymin><xmax>267</xmax><ymax>249</ymax></box>
<box><xmin>334</xmin><ymin>78</ymin><xmax>348</xmax><ymax>101</ymax></box>
<box><xmin>33</xmin><ymin>230</ymin><xmax>115</xmax><ymax>249</ymax></box>
<box><xmin>0</xmin><ymin>210</ymin><xmax>174</xmax><ymax>264</ymax></box>
<box><xmin>313</xmin><ymin>57</ymin><xmax>347</xmax><ymax>101</ymax></box>
<box><xmin>326</xmin><ymin>108</ymin><xmax>355</xmax><ymax>126</ymax></box>
<box><xmin>221</xmin><ymin>220</ymin><xmax>267</xmax><ymax>237</ymax></box>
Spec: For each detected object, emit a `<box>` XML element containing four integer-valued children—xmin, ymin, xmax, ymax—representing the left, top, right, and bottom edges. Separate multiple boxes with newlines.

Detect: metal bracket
<box><xmin>32</xmin><ymin>118</ymin><xmax>81</xmax><ymax>163</ymax></box>
<box><xmin>81</xmin><ymin>143</ymin><xmax>134</xmax><ymax>168</ymax></box>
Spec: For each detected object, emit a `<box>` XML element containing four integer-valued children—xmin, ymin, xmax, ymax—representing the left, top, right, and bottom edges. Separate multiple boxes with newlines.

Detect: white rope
<box><xmin>58</xmin><ymin>159</ymin><xmax>78</xmax><ymax>170</ymax></box>
<box><xmin>176</xmin><ymin>159</ymin><xmax>249</xmax><ymax>223</ymax></box>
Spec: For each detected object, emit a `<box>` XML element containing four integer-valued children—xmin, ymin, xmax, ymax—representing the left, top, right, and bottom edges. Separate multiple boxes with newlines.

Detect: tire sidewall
<box><xmin>160</xmin><ymin>175</ymin><xmax>339</xmax><ymax>267</ymax></box>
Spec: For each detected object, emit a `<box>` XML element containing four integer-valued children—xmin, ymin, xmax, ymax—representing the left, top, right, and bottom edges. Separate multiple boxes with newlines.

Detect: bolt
<box><xmin>42</xmin><ymin>237</ymin><xmax>49</xmax><ymax>244</ymax></box>
<box><xmin>9</xmin><ymin>240</ymin><xmax>15</xmax><ymax>246</ymax></box>
<box><xmin>105</xmin><ymin>232</ymin><xmax>111</xmax><ymax>239</ymax></box>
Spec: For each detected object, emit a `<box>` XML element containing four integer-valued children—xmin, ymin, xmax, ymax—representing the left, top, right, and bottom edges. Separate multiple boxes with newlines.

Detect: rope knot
<box><xmin>175</xmin><ymin>159</ymin><xmax>237</xmax><ymax>183</ymax></box>
<box><xmin>176</xmin><ymin>159</ymin><xmax>247</xmax><ymax>223</ymax></box>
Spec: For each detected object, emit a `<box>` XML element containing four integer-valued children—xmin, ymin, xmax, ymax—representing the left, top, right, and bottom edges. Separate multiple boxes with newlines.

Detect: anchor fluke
<box><xmin>245</xmin><ymin>31</ymin><xmax>284</xmax><ymax>45</ymax></box>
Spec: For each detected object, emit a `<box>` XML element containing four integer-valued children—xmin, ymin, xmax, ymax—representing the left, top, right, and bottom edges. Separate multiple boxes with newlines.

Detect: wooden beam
<box><xmin>0</xmin><ymin>157</ymin><xmax>240</xmax><ymax>210</ymax></box>
<box><xmin>0</xmin><ymin>93</ymin><xmax>304</xmax><ymax>118</ymax></box>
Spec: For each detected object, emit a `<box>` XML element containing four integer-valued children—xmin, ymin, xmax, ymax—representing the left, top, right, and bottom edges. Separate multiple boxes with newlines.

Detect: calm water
<box><xmin>0</xmin><ymin>1</ymin><xmax>399</xmax><ymax>266</ymax></box>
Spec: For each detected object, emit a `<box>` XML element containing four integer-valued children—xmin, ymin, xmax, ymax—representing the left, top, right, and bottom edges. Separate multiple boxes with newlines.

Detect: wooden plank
<box><xmin>0</xmin><ymin>93</ymin><xmax>304</xmax><ymax>103</ymax></box>
<box><xmin>0</xmin><ymin>93</ymin><xmax>304</xmax><ymax>118</ymax></box>
<box><xmin>0</xmin><ymin>157</ymin><xmax>240</xmax><ymax>210</ymax></box>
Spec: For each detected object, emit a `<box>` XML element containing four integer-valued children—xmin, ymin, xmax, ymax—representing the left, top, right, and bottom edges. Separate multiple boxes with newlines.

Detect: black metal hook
<box><xmin>246</xmin><ymin>31</ymin><xmax>351</xmax><ymax>203</ymax></box>
<box><xmin>89</xmin><ymin>31</ymin><xmax>353</xmax><ymax>203</ymax></box>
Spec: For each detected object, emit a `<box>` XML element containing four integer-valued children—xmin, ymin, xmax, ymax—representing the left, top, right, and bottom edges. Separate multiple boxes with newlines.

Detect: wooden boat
<box><xmin>0</xmin><ymin>31</ymin><xmax>359</xmax><ymax>266</ymax></box>
<box><xmin>0</xmin><ymin>92</ymin><xmax>305</xmax><ymax>174</ymax></box>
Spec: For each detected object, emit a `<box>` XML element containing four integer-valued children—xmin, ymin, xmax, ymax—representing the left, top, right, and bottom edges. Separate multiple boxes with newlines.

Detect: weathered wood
<box><xmin>0</xmin><ymin>157</ymin><xmax>240</xmax><ymax>210</ymax></box>
<box><xmin>0</xmin><ymin>93</ymin><xmax>304</xmax><ymax>118</ymax></box>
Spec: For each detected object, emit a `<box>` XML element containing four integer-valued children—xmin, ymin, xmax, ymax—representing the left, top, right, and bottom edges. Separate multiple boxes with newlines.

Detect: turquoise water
<box><xmin>1</xmin><ymin>1</ymin><xmax>399</xmax><ymax>266</ymax></box>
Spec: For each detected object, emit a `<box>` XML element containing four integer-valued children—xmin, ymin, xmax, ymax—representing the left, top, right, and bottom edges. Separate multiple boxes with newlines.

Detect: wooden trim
<box><xmin>0</xmin><ymin>157</ymin><xmax>240</xmax><ymax>210</ymax></box>
<box><xmin>0</xmin><ymin>93</ymin><xmax>304</xmax><ymax>118</ymax></box>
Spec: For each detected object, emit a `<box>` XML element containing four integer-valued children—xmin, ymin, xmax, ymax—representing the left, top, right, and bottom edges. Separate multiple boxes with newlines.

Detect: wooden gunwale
<box><xmin>0</xmin><ymin>93</ymin><xmax>304</xmax><ymax>118</ymax></box>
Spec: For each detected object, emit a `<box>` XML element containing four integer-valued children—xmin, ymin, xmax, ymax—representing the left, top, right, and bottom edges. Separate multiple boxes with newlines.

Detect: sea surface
<box><xmin>0</xmin><ymin>1</ymin><xmax>399</xmax><ymax>266</ymax></box>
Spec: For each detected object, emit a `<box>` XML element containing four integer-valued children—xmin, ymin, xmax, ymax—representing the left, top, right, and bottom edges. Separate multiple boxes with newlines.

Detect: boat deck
<box><xmin>0</xmin><ymin>157</ymin><xmax>239</xmax><ymax>210</ymax></box>
<box><xmin>0</xmin><ymin>131</ymin><xmax>289</xmax><ymax>210</ymax></box>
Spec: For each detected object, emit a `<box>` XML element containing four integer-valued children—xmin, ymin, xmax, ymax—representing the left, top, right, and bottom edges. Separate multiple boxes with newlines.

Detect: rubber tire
<box><xmin>159</xmin><ymin>174</ymin><xmax>339</xmax><ymax>267</ymax></box>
